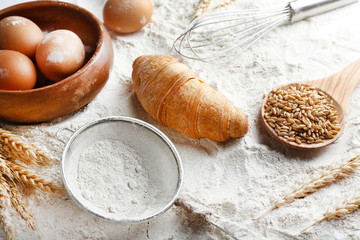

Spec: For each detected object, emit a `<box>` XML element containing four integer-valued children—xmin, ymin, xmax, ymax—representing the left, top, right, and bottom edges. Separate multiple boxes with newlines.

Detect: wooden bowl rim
<box><xmin>0</xmin><ymin>0</ymin><xmax>105</xmax><ymax>94</ymax></box>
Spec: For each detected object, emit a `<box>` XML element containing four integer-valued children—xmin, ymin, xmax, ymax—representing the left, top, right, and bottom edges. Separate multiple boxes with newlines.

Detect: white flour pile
<box><xmin>1</xmin><ymin>0</ymin><xmax>360</xmax><ymax>239</ymax></box>
<box><xmin>77</xmin><ymin>139</ymin><xmax>154</xmax><ymax>215</ymax></box>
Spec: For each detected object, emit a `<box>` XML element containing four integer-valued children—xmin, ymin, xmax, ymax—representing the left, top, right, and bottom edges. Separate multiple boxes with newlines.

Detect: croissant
<box><xmin>132</xmin><ymin>55</ymin><xmax>248</xmax><ymax>141</ymax></box>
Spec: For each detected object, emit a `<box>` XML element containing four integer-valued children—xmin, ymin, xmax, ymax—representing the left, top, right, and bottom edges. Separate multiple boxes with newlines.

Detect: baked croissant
<box><xmin>132</xmin><ymin>55</ymin><xmax>248</xmax><ymax>141</ymax></box>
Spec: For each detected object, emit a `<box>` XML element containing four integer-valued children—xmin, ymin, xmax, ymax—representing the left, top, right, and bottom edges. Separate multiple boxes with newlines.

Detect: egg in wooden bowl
<box><xmin>0</xmin><ymin>1</ymin><xmax>114</xmax><ymax>123</ymax></box>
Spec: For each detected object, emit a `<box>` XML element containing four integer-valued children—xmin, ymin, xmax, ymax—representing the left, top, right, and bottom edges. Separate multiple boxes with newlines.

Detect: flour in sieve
<box><xmin>77</xmin><ymin>139</ymin><xmax>154</xmax><ymax>214</ymax></box>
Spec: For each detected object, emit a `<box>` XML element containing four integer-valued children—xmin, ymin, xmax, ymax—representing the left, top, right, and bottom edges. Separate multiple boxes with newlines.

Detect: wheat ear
<box><xmin>7</xmin><ymin>181</ymin><xmax>36</xmax><ymax>230</ymax></box>
<box><xmin>7</xmin><ymin>162</ymin><xmax>65</xmax><ymax>194</ymax></box>
<box><xmin>0</xmin><ymin>154</ymin><xmax>13</xmax><ymax>177</ymax></box>
<box><xmin>0</xmin><ymin>128</ymin><xmax>53</xmax><ymax>166</ymax></box>
<box><xmin>302</xmin><ymin>191</ymin><xmax>360</xmax><ymax>232</ymax></box>
<box><xmin>0</xmin><ymin>155</ymin><xmax>36</xmax><ymax>230</ymax></box>
<box><xmin>213</xmin><ymin>0</ymin><xmax>237</xmax><ymax>9</ymax></box>
<box><xmin>194</xmin><ymin>0</ymin><xmax>212</xmax><ymax>18</ymax></box>
<box><xmin>254</xmin><ymin>155</ymin><xmax>360</xmax><ymax>220</ymax></box>
<box><xmin>0</xmin><ymin>178</ymin><xmax>16</xmax><ymax>240</ymax></box>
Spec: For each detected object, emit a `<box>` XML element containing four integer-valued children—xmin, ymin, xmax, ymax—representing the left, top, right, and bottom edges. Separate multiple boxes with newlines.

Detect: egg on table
<box><xmin>0</xmin><ymin>50</ymin><xmax>37</xmax><ymax>90</ymax></box>
<box><xmin>103</xmin><ymin>0</ymin><xmax>153</xmax><ymax>33</ymax></box>
<box><xmin>0</xmin><ymin>16</ymin><xmax>44</xmax><ymax>59</ymax></box>
<box><xmin>35</xmin><ymin>29</ymin><xmax>85</xmax><ymax>82</ymax></box>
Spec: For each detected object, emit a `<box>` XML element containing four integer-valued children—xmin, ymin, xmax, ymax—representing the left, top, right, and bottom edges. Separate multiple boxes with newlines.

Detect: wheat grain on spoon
<box><xmin>261</xmin><ymin>58</ymin><xmax>360</xmax><ymax>149</ymax></box>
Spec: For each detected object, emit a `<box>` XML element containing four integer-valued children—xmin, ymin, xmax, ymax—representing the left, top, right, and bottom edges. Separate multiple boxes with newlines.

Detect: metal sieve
<box><xmin>56</xmin><ymin>116</ymin><xmax>183</xmax><ymax>223</ymax></box>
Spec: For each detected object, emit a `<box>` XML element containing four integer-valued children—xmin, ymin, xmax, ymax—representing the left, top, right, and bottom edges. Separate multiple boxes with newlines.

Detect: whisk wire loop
<box><xmin>202</xmin><ymin>14</ymin><xmax>290</xmax><ymax>63</ymax></box>
<box><xmin>173</xmin><ymin>5</ymin><xmax>292</xmax><ymax>63</ymax></box>
<box><xmin>189</xmin><ymin>13</ymin><xmax>289</xmax><ymax>49</ymax></box>
<box><xmin>174</xmin><ymin>0</ymin><xmax>358</xmax><ymax>63</ymax></box>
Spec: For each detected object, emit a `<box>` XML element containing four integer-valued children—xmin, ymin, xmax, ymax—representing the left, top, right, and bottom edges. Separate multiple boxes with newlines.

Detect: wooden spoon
<box><xmin>261</xmin><ymin>59</ymin><xmax>360</xmax><ymax>149</ymax></box>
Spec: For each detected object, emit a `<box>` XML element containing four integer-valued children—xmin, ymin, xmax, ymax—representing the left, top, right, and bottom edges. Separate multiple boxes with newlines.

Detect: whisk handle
<box><xmin>289</xmin><ymin>0</ymin><xmax>357</xmax><ymax>22</ymax></box>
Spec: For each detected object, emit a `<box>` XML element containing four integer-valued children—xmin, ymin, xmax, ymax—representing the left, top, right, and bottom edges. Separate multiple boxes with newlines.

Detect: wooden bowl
<box><xmin>0</xmin><ymin>1</ymin><xmax>114</xmax><ymax>123</ymax></box>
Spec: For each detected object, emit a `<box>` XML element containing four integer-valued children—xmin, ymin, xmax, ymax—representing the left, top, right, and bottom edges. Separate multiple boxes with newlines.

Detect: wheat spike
<box><xmin>214</xmin><ymin>0</ymin><xmax>237</xmax><ymax>9</ymax></box>
<box><xmin>7</xmin><ymin>181</ymin><xmax>36</xmax><ymax>230</ymax></box>
<box><xmin>303</xmin><ymin>191</ymin><xmax>360</xmax><ymax>232</ymax></box>
<box><xmin>0</xmin><ymin>178</ymin><xmax>16</xmax><ymax>240</ymax></box>
<box><xmin>254</xmin><ymin>155</ymin><xmax>360</xmax><ymax>220</ymax></box>
<box><xmin>0</xmin><ymin>128</ymin><xmax>53</xmax><ymax>166</ymax></box>
<box><xmin>194</xmin><ymin>0</ymin><xmax>212</xmax><ymax>18</ymax></box>
<box><xmin>0</xmin><ymin>155</ymin><xmax>13</xmax><ymax>177</ymax></box>
<box><xmin>7</xmin><ymin>162</ymin><xmax>65</xmax><ymax>194</ymax></box>
<box><xmin>0</xmin><ymin>157</ymin><xmax>36</xmax><ymax>230</ymax></box>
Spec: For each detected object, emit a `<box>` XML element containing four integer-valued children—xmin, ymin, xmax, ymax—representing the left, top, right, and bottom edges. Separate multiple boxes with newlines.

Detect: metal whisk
<box><xmin>173</xmin><ymin>0</ymin><xmax>357</xmax><ymax>63</ymax></box>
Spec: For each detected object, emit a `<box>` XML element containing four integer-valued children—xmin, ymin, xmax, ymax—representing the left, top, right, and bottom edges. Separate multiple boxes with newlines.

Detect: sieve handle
<box><xmin>289</xmin><ymin>0</ymin><xmax>358</xmax><ymax>22</ymax></box>
<box><xmin>56</xmin><ymin>128</ymin><xmax>74</xmax><ymax>144</ymax></box>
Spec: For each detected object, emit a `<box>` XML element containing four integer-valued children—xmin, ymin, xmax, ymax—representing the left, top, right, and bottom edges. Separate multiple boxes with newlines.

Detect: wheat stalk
<box><xmin>7</xmin><ymin>162</ymin><xmax>65</xmax><ymax>194</ymax></box>
<box><xmin>254</xmin><ymin>155</ymin><xmax>360</xmax><ymax>220</ymax></box>
<box><xmin>194</xmin><ymin>0</ymin><xmax>237</xmax><ymax>18</ymax></box>
<box><xmin>7</xmin><ymin>181</ymin><xmax>36</xmax><ymax>230</ymax></box>
<box><xmin>0</xmin><ymin>177</ymin><xmax>16</xmax><ymax>240</ymax></box>
<box><xmin>194</xmin><ymin>0</ymin><xmax>212</xmax><ymax>18</ymax></box>
<box><xmin>0</xmin><ymin>128</ymin><xmax>53</xmax><ymax>166</ymax></box>
<box><xmin>0</xmin><ymin>128</ymin><xmax>64</xmax><ymax>238</ymax></box>
<box><xmin>214</xmin><ymin>0</ymin><xmax>237</xmax><ymax>9</ymax></box>
<box><xmin>302</xmin><ymin>191</ymin><xmax>360</xmax><ymax>232</ymax></box>
<box><xmin>0</xmin><ymin>154</ymin><xmax>13</xmax><ymax>177</ymax></box>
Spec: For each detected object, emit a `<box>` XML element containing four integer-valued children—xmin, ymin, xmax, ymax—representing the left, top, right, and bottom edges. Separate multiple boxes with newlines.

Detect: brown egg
<box><xmin>0</xmin><ymin>16</ymin><xmax>44</xmax><ymax>59</ymax></box>
<box><xmin>35</xmin><ymin>30</ymin><xmax>85</xmax><ymax>82</ymax></box>
<box><xmin>0</xmin><ymin>50</ymin><xmax>37</xmax><ymax>90</ymax></box>
<box><xmin>103</xmin><ymin>0</ymin><xmax>153</xmax><ymax>33</ymax></box>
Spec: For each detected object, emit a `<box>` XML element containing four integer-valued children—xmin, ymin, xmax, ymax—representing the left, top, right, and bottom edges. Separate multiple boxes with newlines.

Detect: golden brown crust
<box><xmin>132</xmin><ymin>55</ymin><xmax>248</xmax><ymax>141</ymax></box>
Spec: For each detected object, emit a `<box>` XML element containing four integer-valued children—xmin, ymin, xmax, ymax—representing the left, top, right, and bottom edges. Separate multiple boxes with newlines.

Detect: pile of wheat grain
<box><xmin>0</xmin><ymin>128</ymin><xmax>63</xmax><ymax>240</ymax></box>
<box><xmin>264</xmin><ymin>85</ymin><xmax>340</xmax><ymax>144</ymax></box>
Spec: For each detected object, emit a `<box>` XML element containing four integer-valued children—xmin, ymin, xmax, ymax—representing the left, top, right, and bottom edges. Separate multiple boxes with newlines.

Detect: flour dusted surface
<box><xmin>1</xmin><ymin>0</ymin><xmax>360</xmax><ymax>239</ymax></box>
<box><xmin>77</xmin><ymin>139</ymin><xmax>154</xmax><ymax>215</ymax></box>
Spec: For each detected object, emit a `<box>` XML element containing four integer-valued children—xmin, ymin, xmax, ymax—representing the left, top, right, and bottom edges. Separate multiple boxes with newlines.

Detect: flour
<box><xmin>3</xmin><ymin>16</ymin><xmax>26</xmax><ymax>26</ymax></box>
<box><xmin>46</xmin><ymin>51</ymin><xmax>65</xmax><ymax>64</ymax></box>
<box><xmin>0</xmin><ymin>68</ymin><xmax>8</xmax><ymax>78</ymax></box>
<box><xmin>1</xmin><ymin>0</ymin><xmax>360</xmax><ymax>239</ymax></box>
<box><xmin>77</xmin><ymin>139</ymin><xmax>153</xmax><ymax>215</ymax></box>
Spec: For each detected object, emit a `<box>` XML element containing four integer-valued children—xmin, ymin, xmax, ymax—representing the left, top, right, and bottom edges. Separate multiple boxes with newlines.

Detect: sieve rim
<box><xmin>60</xmin><ymin>116</ymin><xmax>183</xmax><ymax>223</ymax></box>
